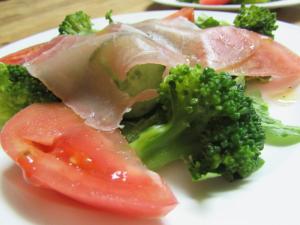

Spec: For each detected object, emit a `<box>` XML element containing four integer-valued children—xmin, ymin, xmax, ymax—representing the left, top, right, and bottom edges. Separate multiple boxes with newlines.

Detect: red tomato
<box><xmin>0</xmin><ymin>103</ymin><xmax>177</xmax><ymax>217</ymax></box>
<box><xmin>200</xmin><ymin>0</ymin><xmax>231</xmax><ymax>5</ymax></box>
<box><xmin>166</xmin><ymin>8</ymin><xmax>195</xmax><ymax>22</ymax></box>
<box><xmin>0</xmin><ymin>36</ymin><xmax>65</xmax><ymax>65</ymax></box>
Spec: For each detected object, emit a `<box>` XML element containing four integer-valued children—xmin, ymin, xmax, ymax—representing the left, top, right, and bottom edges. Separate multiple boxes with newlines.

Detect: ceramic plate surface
<box><xmin>1</xmin><ymin>10</ymin><xmax>300</xmax><ymax>225</ymax></box>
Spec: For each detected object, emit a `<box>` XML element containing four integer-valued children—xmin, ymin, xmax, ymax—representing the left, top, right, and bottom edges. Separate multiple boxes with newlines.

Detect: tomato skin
<box><xmin>0</xmin><ymin>44</ymin><xmax>44</xmax><ymax>64</ymax></box>
<box><xmin>0</xmin><ymin>36</ymin><xmax>65</xmax><ymax>65</ymax></box>
<box><xmin>166</xmin><ymin>8</ymin><xmax>195</xmax><ymax>22</ymax></box>
<box><xmin>200</xmin><ymin>0</ymin><xmax>231</xmax><ymax>5</ymax></box>
<box><xmin>1</xmin><ymin>103</ymin><xmax>177</xmax><ymax>218</ymax></box>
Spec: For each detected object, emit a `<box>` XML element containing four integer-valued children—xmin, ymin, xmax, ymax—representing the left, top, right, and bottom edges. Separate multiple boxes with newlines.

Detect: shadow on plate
<box><xmin>1</xmin><ymin>165</ymin><xmax>163</xmax><ymax>225</ymax></box>
<box><xmin>159</xmin><ymin>161</ymin><xmax>248</xmax><ymax>201</ymax></box>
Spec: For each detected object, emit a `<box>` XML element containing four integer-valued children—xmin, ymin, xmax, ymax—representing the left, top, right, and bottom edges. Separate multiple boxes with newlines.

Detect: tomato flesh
<box><xmin>166</xmin><ymin>8</ymin><xmax>195</xmax><ymax>22</ymax></box>
<box><xmin>0</xmin><ymin>36</ymin><xmax>65</xmax><ymax>65</ymax></box>
<box><xmin>0</xmin><ymin>103</ymin><xmax>177</xmax><ymax>217</ymax></box>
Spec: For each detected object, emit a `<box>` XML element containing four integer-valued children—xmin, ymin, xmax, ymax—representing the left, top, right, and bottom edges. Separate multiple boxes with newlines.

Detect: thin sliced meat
<box><xmin>136</xmin><ymin>20</ymin><xmax>261</xmax><ymax>69</ymax></box>
<box><xmin>225</xmin><ymin>39</ymin><xmax>300</xmax><ymax>94</ymax></box>
<box><xmin>25</xmin><ymin>24</ymin><xmax>185</xmax><ymax>131</ymax></box>
<box><xmin>137</xmin><ymin>19</ymin><xmax>300</xmax><ymax>94</ymax></box>
<box><xmin>199</xmin><ymin>26</ymin><xmax>262</xmax><ymax>70</ymax></box>
<box><xmin>135</xmin><ymin>17</ymin><xmax>206</xmax><ymax>65</ymax></box>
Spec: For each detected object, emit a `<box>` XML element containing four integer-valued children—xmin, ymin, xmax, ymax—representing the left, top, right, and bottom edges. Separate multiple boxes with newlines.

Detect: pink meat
<box><xmin>137</xmin><ymin>19</ymin><xmax>300</xmax><ymax>94</ymax></box>
<box><xmin>24</xmin><ymin>24</ymin><xmax>185</xmax><ymax>131</ymax></box>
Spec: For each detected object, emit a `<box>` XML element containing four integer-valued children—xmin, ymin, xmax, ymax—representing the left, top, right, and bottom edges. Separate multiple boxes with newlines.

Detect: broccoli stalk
<box><xmin>249</xmin><ymin>92</ymin><xmax>300</xmax><ymax>146</ymax></box>
<box><xmin>128</xmin><ymin>65</ymin><xmax>265</xmax><ymax>181</ymax></box>
<box><xmin>58</xmin><ymin>11</ymin><xmax>94</xmax><ymax>35</ymax></box>
<box><xmin>0</xmin><ymin>63</ymin><xmax>59</xmax><ymax>127</ymax></box>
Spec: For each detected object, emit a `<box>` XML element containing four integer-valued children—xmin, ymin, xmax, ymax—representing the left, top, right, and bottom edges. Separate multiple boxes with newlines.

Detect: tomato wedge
<box><xmin>0</xmin><ymin>103</ymin><xmax>177</xmax><ymax>217</ymax></box>
<box><xmin>166</xmin><ymin>8</ymin><xmax>195</xmax><ymax>22</ymax></box>
<box><xmin>0</xmin><ymin>36</ymin><xmax>65</xmax><ymax>65</ymax></box>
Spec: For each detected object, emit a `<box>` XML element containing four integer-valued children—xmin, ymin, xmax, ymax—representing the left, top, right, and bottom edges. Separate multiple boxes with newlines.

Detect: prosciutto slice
<box><xmin>23</xmin><ymin>16</ymin><xmax>300</xmax><ymax>131</ymax></box>
<box><xmin>25</xmin><ymin>24</ymin><xmax>185</xmax><ymax>131</ymax></box>
<box><xmin>136</xmin><ymin>18</ymin><xmax>300</xmax><ymax>94</ymax></box>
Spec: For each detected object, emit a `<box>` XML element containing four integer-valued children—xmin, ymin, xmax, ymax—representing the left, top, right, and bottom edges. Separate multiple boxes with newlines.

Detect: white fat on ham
<box><xmin>135</xmin><ymin>17</ymin><xmax>205</xmax><ymax>65</ymax></box>
<box><xmin>135</xmin><ymin>19</ymin><xmax>261</xmax><ymax>69</ymax></box>
<box><xmin>25</xmin><ymin>24</ymin><xmax>186</xmax><ymax>131</ymax></box>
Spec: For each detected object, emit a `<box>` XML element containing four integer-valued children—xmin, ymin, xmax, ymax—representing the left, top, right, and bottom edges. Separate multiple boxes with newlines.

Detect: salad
<box><xmin>1</xmin><ymin>6</ymin><xmax>300</xmax><ymax>219</ymax></box>
<box><xmin>178</xmin><ymin>0</ymin><xmax>271</xmax><ymax>5</ymax></box>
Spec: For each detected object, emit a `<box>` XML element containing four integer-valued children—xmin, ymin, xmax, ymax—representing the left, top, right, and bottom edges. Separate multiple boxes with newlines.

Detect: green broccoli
<box><xmin>58</xmin><ymin>11</ymin><xmax>94</xmax><ymax>35</ymax></box>
<box><xmin>127</xmin><ymin>65</ymin><xmax>265</xmax><ymax>181</ymax></box>
<box><xmin>195</xmin><ymin>14</ymin><xmax>229</xmax><ymax>29</ymax></box>
<box><xmin>0</xmin><ymin>63</ymin><xmax>60</xmax><ymax>127</ymax></box>
<box><xmin>105</xmin><ymin>10</ymin><xmax>114</xmax><ymax>24</ymax></box>
<box><xmin>194</xmin><ymin>5</ymin><xmax>277</xmax><ymax>38</ymax></box>
<box><xmin>234</xmin><ymin>4</ymin><xmax>278</xmax><ymax>38</ymax></box>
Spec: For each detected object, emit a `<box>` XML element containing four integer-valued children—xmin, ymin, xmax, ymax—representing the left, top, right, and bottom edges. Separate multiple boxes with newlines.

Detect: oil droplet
<box><xmin>271</xmin><ymin>88</ymin><xmax>298</xmax><ymax>104</ymax></box>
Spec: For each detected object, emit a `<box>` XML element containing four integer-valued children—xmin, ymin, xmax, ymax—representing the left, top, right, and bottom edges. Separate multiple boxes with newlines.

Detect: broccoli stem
<box><xmin>131</xmin><ymin>121</ymin><xmax>189</xmax><ymax>169</ymax></box>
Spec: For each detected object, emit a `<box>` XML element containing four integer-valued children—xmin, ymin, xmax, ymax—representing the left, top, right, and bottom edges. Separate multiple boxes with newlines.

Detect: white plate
<box><xmin>153</xmin><ymin>0</ymin><xmax>300</xmax><ymax>10</ymax></box>
<box><xmin>1</xmin><ymin>10</ymin><xmax>300</xmax><ymax>225</ymax></box>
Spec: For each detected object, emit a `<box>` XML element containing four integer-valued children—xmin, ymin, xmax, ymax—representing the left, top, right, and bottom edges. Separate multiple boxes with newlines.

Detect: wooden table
<box><xmin>0</xmin><ymin>0</ymin><xmax>299</xmax><ymax>47</ymax></box>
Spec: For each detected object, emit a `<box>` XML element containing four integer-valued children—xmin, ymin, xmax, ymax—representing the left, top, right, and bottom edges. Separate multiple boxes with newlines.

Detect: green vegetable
<box><xmin>233</xmin><ymin>4</ymin><xmax>278</xmax><ymax>38</ymax></box>
<box><xmin>195</xmin><ymin>14</ymin><xmax>229</xmax><ymax>29</ymax></box>
<box><xmin>194</xmin><ymin>5</ymin><xmax>278</xmax><ymax>38</ymax></box>
<box><xmin>105</xmin><ymin>10</ymin><xmax>114</xmax><ymax>24</ymax></box>
<box><xmin>128</xmin><ymin>65</ymin><xmax>265</xmax><ymax>181</ymax></box>
<box><xmin>250</xmin><ymin>92</ymin><xmax>300</xmax><ymax>146</ymax></box>
<box><xmin>231</xmin><ymin>0</ymin><xmax>270</xmax><ymax>4</ymax></box>
<box><xmin>0</xmin><ymin>63</ymin><xmax>60</xmax><ymax>127</ymax></box>
<box><xmin>58</xmin><ymin>11</ymin><xmax>94</xmax><ymax>35</ymax></box>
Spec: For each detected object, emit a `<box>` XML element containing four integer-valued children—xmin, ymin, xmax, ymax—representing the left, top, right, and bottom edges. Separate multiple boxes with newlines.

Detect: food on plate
<box><xmin>58</xmin><ymin>11</ymin><xmax>95</xmax><ymax>35</ymax></box>
<box><xmin>0</xmin><ymin>63</ymin><xmax>59</xmax><ymax>127</ymax></box>
<box><xmin>233</xmin><ymin>5</ymin><xmax>278</xmax><ymax>38</ymax></box>
<box><xmin>177</xmin><ymin>0</ymin><xmax>270</xmax><ymax>5</ymax></box>
<box><xmin>196</xmin><ymin>4</ymin><xmax>278</xmax><ymax>38</ymax></box>
<box><xmin>1</xmin><ymin>6</ymin><xmax>300</xmax><ymax>217</ymax></box>
<box><xmin>128</xmin><ymin>65</ymin><xmax>265</xmax><ymax>181</ymax></box>
<box><xmin>1</xmin><ymin>103</ymin><xmax>177</xmax><ymax>217</ymax></box>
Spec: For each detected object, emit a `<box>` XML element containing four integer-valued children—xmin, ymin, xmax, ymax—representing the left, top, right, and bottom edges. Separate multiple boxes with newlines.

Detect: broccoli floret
<box><xmin>105</xmin><ymin>10</ymin><xmax>114</xmax><ymax>24</ymax></box>
<box><xmin>58</xmin><ymin>11</ymin><xmax>94</xmax><ymax>35</ymax></box>
<box><xmin>128</xmin><ymin>65</ymin><xmax>265</xmax><ymax>181</ymax></box>
<box><xmin>233</xmin><ymin>5</ymin><xmax>278</xmax><ymax>38</ymax></box>
<box><xmin>0</xmin><ymin>63</ymin><xmax>59</xmax><ymax>127</ymax></box>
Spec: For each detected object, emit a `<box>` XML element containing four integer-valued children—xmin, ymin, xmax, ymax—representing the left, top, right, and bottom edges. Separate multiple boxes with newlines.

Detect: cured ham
<box><xmin>25</xmin><ymin>24</ymin><xmax>186</xmax><ymax>131</ymax></box>
<box><xmin>3</xmin><ymin>13</ymin><xmax>299</xmax><ymax>131</ymax></box>
<box><xmin>136</xmin><ymin>18</ymin><xmax>300</xmax><ymax>94</ymax></box>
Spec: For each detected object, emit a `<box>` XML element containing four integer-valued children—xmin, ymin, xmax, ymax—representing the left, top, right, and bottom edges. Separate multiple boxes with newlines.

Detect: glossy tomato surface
<box><xmin>0</xmin><ymin>103</ymin><xmax>177</xmax><ymax>218</ymax></box>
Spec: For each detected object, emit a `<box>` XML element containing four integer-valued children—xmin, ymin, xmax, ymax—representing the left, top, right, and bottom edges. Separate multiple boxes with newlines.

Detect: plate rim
<box><xmin>1</xmin><ymin>9</ymin><xmax>300</xmax><ymax>225</ymax></box>
<box><xmin>153</xmin><ymin>0</ymin><xmax>300</xmax><ymax>10</ymax></box>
